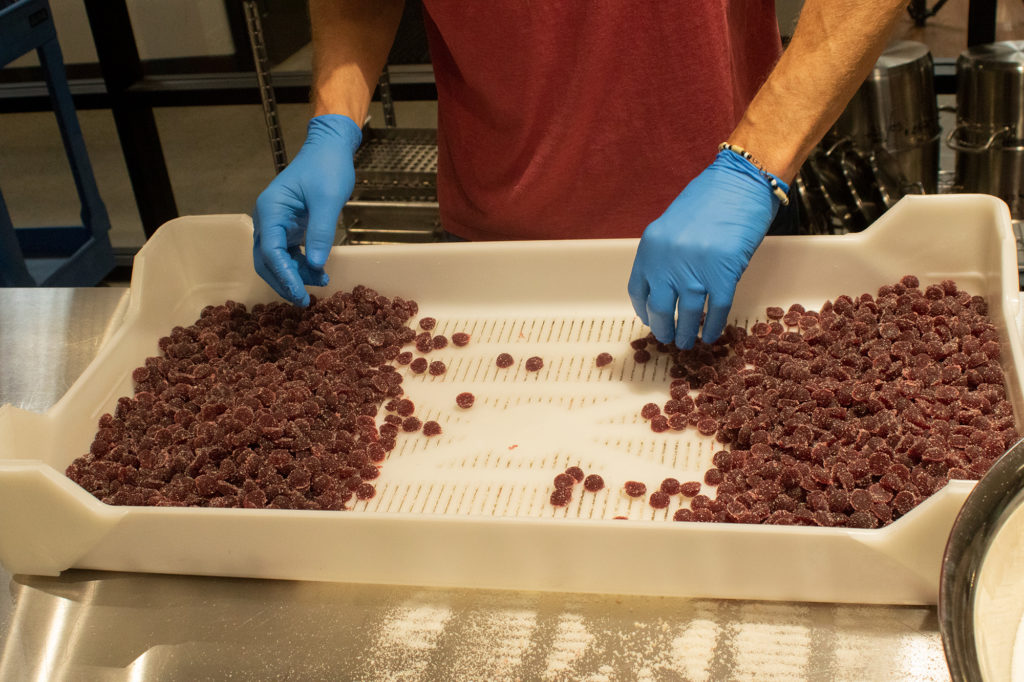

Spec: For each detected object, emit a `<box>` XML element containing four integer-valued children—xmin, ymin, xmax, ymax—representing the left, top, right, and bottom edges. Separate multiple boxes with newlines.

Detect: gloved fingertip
<box><xmin>284</xmin><ymin>272</ymin><xmax>310</xmax><ymax>305</ymax></box>
<box><xmin>296</xmin><ymin>257</ymin><xmax>329</xmax><ymax>288</ymax></box>
<box><xmin>698</xmin><ymin>323</ymin><xmax>723</xmax><ymax>346</ymax></box>
<box><xmin>306</xmin><ymin>248</ymin><xmax>329</xmax><ymax>269</ymax></box>
<box><xmin>675</xmin><ymin>321</ymin><xmax>699</xmax><ymax>350</ymax></box>
<box><xmin>699</xmin><ymin>330</ymin><xmax>721</xmax><ymax>346</ymax></box>
<box><xmin>675</xmin><ymin>334</ymin><xmax>697</xmax><ymax>351</ymax></box>
<box><xmin>702</xmin><ymin>304</ymin><xmax>732</xmax><ymax>348</ymax></box>
<box><xmin>272</xmin><ymin>271</ymin><xmax>305</xmax><ymax>307</ymax></box>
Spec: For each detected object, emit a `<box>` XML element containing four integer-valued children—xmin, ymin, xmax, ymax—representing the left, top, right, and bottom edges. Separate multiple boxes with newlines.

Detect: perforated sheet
<box><xmin>358</xmin><ymin>314</ymin><xmax>736</xmax><ymax>520</ymax></box>
<box><xmin>354</xmin><ymin>129</ymin><xmax>438</xmax><ymax>191</ymax></box>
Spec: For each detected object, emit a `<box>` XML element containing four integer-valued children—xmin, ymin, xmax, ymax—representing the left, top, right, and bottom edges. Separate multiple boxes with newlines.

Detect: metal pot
<box><xmin>831</xmin><ymin>40</ymin><xmax>940</xmax><ymax>193</ymax></box>
<box><xmin>949</xmin><ymin>41</ymin><xmax>1024</xmax><ymax>218</ymax></box>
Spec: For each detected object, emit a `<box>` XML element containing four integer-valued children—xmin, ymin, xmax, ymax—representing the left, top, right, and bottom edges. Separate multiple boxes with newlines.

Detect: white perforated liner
<box><xmin>356</xmin><ymin>314</ymin><xmax>721</xmax><ymax>521</ymax></box>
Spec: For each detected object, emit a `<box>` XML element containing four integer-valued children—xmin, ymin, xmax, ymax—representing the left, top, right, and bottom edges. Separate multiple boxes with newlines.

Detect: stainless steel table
<box><xmin>0</xmin><ymin>288</ymin><xmax>952</xmax><ymax>681</ymax></box>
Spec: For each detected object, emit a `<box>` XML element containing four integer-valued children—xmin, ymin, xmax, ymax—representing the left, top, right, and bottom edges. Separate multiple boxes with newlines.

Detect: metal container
<box><xmin>831</xmin><ymin>40</ymin><xmax>940</xmax><ymax>194</ymax></box>
<box><xmin>949</xmin><ymin>41</ymin><xmax>1024</xmax><ymax>218</ymax></box>
<box><xmin>940</xmin><ymin>438</ymin><xmax>1024</xmax><ymax>682</ymax></box>
<box><xmin>1</xmin><ymin>197</ymin><xmax>1021</xmax><ymax>604</ymax></box>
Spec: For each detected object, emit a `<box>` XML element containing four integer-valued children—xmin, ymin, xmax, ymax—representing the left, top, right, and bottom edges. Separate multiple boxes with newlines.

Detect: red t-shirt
<box><xmin>420</xmin><ymin>2</ymin><xmax>782</xmax><ymax>240</ymax></box>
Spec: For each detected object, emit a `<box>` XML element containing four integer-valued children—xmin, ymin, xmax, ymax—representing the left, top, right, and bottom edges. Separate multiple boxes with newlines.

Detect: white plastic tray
<box><xmin>1</xmin><ymin>195</ymin><xmax>1021</xmax><ymax>605</ymax></box>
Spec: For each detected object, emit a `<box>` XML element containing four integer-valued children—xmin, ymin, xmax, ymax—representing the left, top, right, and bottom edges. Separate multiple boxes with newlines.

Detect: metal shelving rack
<box><xmin>0</xmin><ymin>0</ymin><xmax>438</xmax><ymax>249</ymax></box>
<box><xmin>344</xmin><ymin>127</ymin><xmax>440</xmax><ymax>244</ymax></box>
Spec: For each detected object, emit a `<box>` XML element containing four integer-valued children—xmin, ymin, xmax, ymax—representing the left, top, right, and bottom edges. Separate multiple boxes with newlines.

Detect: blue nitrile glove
<box><xmin>627</xmin><ymin>148</ymin><xmax>788</xmax><ymax>349</ymax></box>
<box><xmin>253</xmin><ymin>115</ymin><xmax>362</xmax><ymax>306</ymax></box>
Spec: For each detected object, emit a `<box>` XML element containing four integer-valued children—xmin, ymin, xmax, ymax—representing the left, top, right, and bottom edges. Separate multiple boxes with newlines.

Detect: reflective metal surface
<box><xmin>0</xmin><ymin>288</ymin><xmax>128</xmax><ymax>412</ymax></box>
<box><xmin>830</xmin><ymin>40</ymin><xmax>940</xmax><ymax>194</ymax></box>
<box><xmin>345</xmin><ymin>128</ymin><xmax>441</xmax><ymax>244</ymax></box>
<box><xmin>952</xmin><ymin>41</ymin><xmax>1024</xmax><ymax>218</ymax></box>
<box><xmin>834</xmin><ymin>40</ymin><xmax>939</xmax><ymax>151</ymax></box>
<box><xmin>0</xmin><ymin>288</ymin><xmax>954</xmax><ymax>680</ymax></box>
<box><xmin>940</xmin><ymin>438</ymin><xmax>1024</xmax><ymax>682</ymax></box>
<box><xmin>956</xmin><ymin>41</ymin><xmax>1024</xmax><ymax>138</ymax></box>
<box><xmin>952</xmin><ymin>145</ymin><xmax>1024</xmax><ymax>219</ymax></box>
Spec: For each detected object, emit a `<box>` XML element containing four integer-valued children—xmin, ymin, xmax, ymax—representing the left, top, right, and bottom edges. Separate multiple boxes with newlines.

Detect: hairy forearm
<box><xmin>727</xmin><ymin>0</ymin><xmax>906</xmax><ymax>183</ymax></box>
<box><xmin>309</xmin><ymin>0</ymin><xmax>404</xmax><ymax>122</ymax></box>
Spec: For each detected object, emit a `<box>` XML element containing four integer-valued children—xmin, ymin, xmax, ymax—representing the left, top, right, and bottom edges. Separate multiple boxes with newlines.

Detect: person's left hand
<box><xmin>627</xmin><ymin>148</ymin><xmax>788</xmax><ymax>349</ymax></box>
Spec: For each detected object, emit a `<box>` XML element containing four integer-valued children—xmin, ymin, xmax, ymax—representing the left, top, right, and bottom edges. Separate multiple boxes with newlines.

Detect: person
<box><xmin>253</xmin><ymin>1</ymin><xmax>907</xmax><ymax>348</ymax></box>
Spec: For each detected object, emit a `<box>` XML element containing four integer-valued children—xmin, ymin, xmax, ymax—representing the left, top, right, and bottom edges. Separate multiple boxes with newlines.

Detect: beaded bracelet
<box><xmin>717</xmin><ymin>142</ymin><xmax>790</xmax><ymax>206</ymax></box>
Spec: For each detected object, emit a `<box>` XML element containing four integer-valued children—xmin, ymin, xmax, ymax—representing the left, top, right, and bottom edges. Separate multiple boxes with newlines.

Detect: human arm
<box><xmin>726</xmin><ymin>0</ymin><xmax>909</xmax><ymax>184</ymax></box>
<box><xmin>627</xmin><ymin>0</ymin><xmax>907</xmax><ymax>348</ymax></box>
<box><xmin>252</xmin><ymin>0</ymin><xmax>404</xmax><ymax>306</ymax></box>
<box><xmin>309</xmin><ymin>0</ymin><xmax>405</xmax><ymax>123</ymax></box>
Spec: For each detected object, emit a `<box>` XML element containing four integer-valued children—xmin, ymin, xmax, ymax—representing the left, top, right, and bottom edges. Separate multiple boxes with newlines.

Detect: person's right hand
<box><xmin>253</xmin><ymin>114</ymin><xmax>362</xmax><ymax>306</ymax></box>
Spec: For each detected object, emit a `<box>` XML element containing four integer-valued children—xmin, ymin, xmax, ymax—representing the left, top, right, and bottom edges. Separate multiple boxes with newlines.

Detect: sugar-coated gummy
<box><xmin>553</xmin><ymin>473</ymin><xmax>575</xmax><ymax>489</ymax></box>
<box><xmin>673</xmin><ymin>508</ymin><xmax>695</xmax><ymax>522</ymax></box>
<box><xmin>679</xmin><ymin>481</ymin><xmax>701</xmax><ymax>497</ymax></box>
<box><xmin>624</xmin><ymin>481</ymin><xmax>647</xmax><ymax>497</ymax></box>
<box><xmin>660</xmin><ymin>478</ymin><xmax>681</xmax><ymax>495</ymax></box>
<box><xmin>550</xmin><ymin>488</ymin><xmax>572</xmax><ymax>506</ymax></box>
<box><xmin>649</xmin><ymin>491</ymin><xmax>671</xmax><ymax>509</ymax></box>
<box><xmin>69</xmin><ymin>287</ymin><xmax>425</xmax><ymax>511</ymax></box>
<box><xmin>631</xmin><ymin>279</ymin><xmax>1015</xmax><ymax>524</ymax></box>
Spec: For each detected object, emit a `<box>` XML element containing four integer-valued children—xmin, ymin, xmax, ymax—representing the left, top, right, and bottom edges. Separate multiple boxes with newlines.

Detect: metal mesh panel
<box><xmin>354</xmin><ymin>128</ymin><xmax>438</xmax><ymax>191</ymax></box>
<box><xmin>347</xmin><ymin>128</ymin><xmax>440</xmax><ymax>243</ymax></box>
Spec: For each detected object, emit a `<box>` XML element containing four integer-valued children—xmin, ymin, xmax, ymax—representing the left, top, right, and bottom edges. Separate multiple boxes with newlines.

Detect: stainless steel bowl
<box><xmin>940</xmin><ymin>437</ymin><xmax>1024</xmax><ymax>681</ymax></box>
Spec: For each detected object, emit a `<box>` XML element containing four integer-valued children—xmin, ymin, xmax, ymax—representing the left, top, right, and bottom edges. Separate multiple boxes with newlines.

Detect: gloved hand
<box><xmin>253</xmin><ymin>114</ymin><xmax>362</xmax><ymax>306</ymax></box>
<box><xmin>627</xmin><ymin>148</ymin><xmax>788</xmax><ymax>349</ymax></box>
